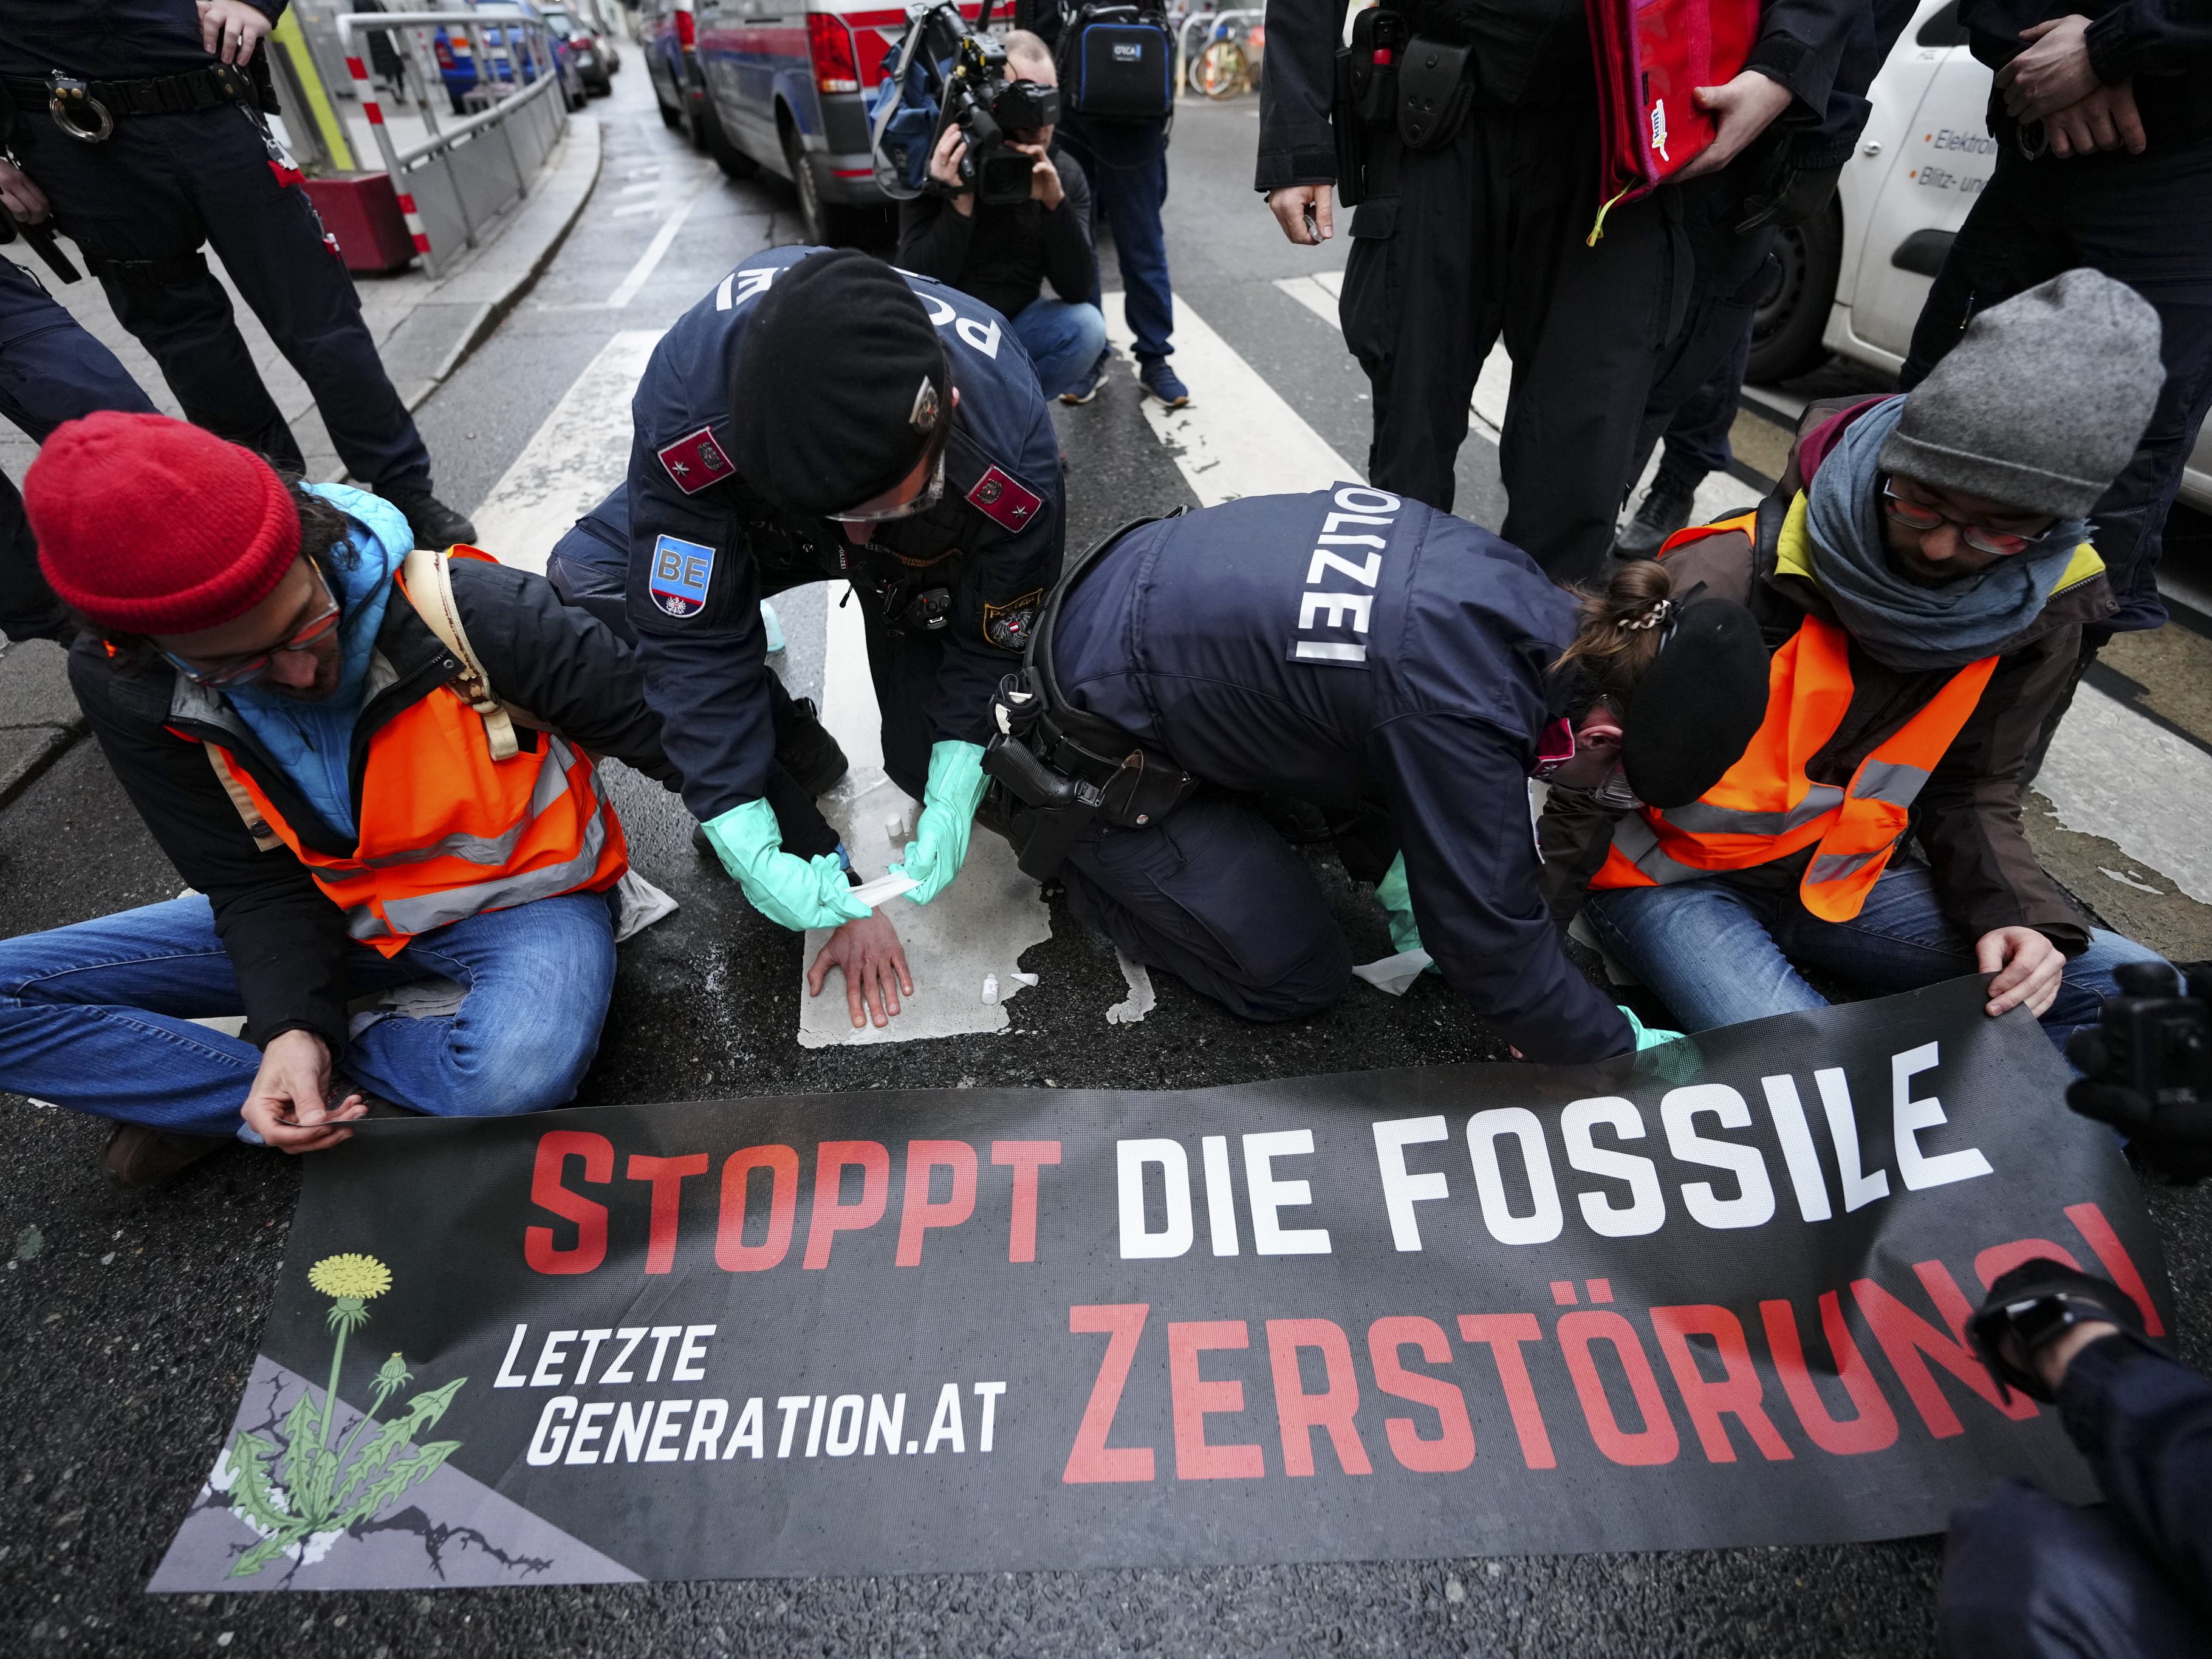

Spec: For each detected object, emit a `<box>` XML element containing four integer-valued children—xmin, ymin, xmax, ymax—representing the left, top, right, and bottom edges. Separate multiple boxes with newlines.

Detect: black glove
<box><xmin>2066</xmin><ymin>960</ymin><xmax>2212</xmax><ymax>1182</ymax></box>
<box><xmin>1967</xmin><ymin>1259</ymin><xmax>2147</xmax><ymax>1403</ymax></box>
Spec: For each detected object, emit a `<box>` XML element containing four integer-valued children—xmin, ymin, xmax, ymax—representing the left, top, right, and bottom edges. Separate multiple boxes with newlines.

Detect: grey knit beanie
<box><xmin>1879</xmin><ymin>269</ymin><xmax>2163</xmax><ymax>519</ymax></box>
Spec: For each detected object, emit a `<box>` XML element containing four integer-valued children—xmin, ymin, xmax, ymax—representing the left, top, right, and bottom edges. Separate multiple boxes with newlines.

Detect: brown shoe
<box><xmin>103</xmin><ymin>1121</ymin><xmax>228</xmax><ymax>1190</ymax></box>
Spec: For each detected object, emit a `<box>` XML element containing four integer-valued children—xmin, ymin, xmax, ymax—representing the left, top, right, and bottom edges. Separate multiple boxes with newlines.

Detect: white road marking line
<box><xmin>617</xmin><ymin>179</ymin><xmax>659</xmax><ymax>196</ymax></box>
<box><xmin>1103</xmin><ymin>290</ymin><xmax>1358</xmax><ymax>502</ymax></box>
<box><xmin>611</xmin><ymin>200</ymin><xmax>663</xmax><ymax>218</ymax></box>
<box><xmin>605</xmin><ymin>186</ymin><xmax>704</xmax><ymax>308</ymax></box>
<box><xmin>2039</xmin><ymin>681</ymin><xmax>2212</xmax><ymax>905</ymax></box>
<box><xmin>468</xmin><ymin>329</ymin><xmax>663</xmax><ymax>573</ymax></box>
<box><xmin>799</xmin><ymin>583</ymin><xmax>1051</xmax><ymax>1047</ymax></box>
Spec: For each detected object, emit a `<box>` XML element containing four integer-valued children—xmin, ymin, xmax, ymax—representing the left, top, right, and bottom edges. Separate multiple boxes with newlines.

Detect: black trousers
<box><xmin>19</xmin><ymin>105</ymin><xmax>433</xmax><ymax>493</ymax></box>
<box><xmin>1058</xmin><ymin>795</ymin><xmax>1354</xmax><ymax>1024</ymax></box>
<box><xmin>1338</xmin><ymin>94</ymin><xmax>1686</xmax><ymax>584</ymax></box>
<box><xmin>1902</xmin><ymin>138</ymin><xmax>2212</xmax><ymax>635</ymax></box>
<box><xmin>1939</xmin><ymin>1480</ymin><xmax>2210</xmax><ymax>1658</ymax></box>
<box><xmin>0</xmin><ymin>260</ymin><xmax>160</xmax><ymax>643</ymax></box>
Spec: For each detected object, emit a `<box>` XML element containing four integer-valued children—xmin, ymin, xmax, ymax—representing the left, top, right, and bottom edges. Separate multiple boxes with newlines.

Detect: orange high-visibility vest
<box><xmin>202</xmin><ymin>553</ymin><xmax>628</xmax><ymax>955</ymax></box>
<box><xmin>1589</xmin><ymin>511</ymin><xmax>1998</xmax><ymax>923</ymax></box>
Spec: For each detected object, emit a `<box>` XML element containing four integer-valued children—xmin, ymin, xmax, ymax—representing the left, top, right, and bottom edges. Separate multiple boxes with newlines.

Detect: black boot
<box><xmin>777</xmin><ymin>695</ymin><xmax>849</xmax><ymax>798</ymax></box>
<box><xmin>103</xmin><ymin>1121</ymin><xmax>228</xmax><ymax>1189</ymax></box>
<box><xmin>1614</xmin><ymin>473</ymin><xmax>1701</xmax><ymax>561</ymax></box>
<box><xmin>378</xmin><ymin>484</ymin><xmax>479</xmax><ymax>549</ymax></box>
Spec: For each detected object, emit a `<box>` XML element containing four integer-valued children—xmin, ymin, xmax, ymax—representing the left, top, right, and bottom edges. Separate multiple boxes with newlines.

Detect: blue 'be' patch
<box><xmin>649</xmin><ymin>535</ymin><xmax>716</xmax><ymax>618</ymax></box>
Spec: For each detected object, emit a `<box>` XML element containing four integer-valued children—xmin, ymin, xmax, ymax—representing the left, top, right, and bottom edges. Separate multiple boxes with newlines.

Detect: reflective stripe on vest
<box><xmin>1591</xmin><ymin>614</ymin><xmax>1998</xmax><ymax>923</ymax></box>
<box><xmin>210</xmin><ymin>693</ymin><xmax>627</xmax><ymax>956</ymax></box>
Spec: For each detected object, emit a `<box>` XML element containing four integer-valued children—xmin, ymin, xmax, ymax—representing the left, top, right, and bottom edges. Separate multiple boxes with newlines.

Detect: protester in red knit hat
<box><xmin>0</xmin><ymin>412</ymin><xmax>687</xmax><ymax>1189</ymax></box>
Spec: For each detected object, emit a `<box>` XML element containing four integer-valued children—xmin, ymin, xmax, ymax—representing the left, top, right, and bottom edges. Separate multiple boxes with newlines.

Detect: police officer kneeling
<box><xmin>980</xmin><ymin>486</ymin><xmax>1770</xmax><ymax>1061</ymax></box>
<box><xmin>547</xmin><ymin>248</ymin><xmax>1061</xmax><ymax>1027</ymax></box>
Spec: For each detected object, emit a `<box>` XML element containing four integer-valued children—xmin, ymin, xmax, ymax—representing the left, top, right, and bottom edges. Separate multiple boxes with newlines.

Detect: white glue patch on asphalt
<box><xmin>1106</xmin><ymin>951</ymin><xmax>1155</xmax><ymax>1024</ymax></box>
<box><xmin>469</xmin><ymin>329</ymin><xmax>663</xmax><ymax>575</ymax></box>
<box><xmin>798</xmin><ymin>583</ymin><xmax>1052</xmax><ymax>1047</ymax></box>
<box><xmin>2039</xmin><ymin>680</ymin><xmax>2212</xmax><ymax>905</ymax></box>
<box><xmin>1102</xmin><ymin>291</ymin><xmax>1357</xmax><ymax>504</ymax></box>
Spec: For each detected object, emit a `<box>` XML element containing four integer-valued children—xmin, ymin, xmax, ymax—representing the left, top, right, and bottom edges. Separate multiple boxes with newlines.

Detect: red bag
<box><xmin>1583</xmin><ymin>0</ymin><xmax>1761</xmax><ymax>242</ymax></box>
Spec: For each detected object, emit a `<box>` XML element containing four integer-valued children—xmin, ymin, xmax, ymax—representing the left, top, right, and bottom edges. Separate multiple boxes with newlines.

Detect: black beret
<box><xmin>727</xmin><ymin>249</ymin><xmax>950</xmax><ymax>516</ymax></box>
<box><xmin>1620</xmin><ymin>598</ymin><xmax>1771</xmax><ymax>809</ymax></box>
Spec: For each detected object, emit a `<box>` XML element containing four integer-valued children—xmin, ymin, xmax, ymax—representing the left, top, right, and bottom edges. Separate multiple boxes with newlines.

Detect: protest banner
<box><xmin>152</xmin><ymin>977</ymin><xmax>2170</xmax><ymax>1591</ymax></box>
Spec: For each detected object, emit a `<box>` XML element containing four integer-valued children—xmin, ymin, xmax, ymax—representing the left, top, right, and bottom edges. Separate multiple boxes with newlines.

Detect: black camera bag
<box><xmin>1055</xmin><ymin>2</ymin><xmax>1173</xmax><ymax>122</ymax></box>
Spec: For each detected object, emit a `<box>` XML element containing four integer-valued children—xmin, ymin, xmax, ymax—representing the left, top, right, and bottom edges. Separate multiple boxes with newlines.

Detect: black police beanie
<box><xmin>727</xmin><ymin>249</ymin><xmax>949</xmax><ymax>516</ymax></box>
<box><xmin>1620</xmin><ymin>598</ymin><xmax>1771</xmax><ymax>809</ymax></box>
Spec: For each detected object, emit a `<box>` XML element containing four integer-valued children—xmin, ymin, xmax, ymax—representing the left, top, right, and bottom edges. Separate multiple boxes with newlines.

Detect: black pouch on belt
<box><xmin>1334</xmin><ymin>7</ymin><xmax>1409</xmax><ymax>205</ymax></box>
<box><xmin>1397</xmin><ymin>37</ymin><xmax>1473</xmax><ymax>150</ymax></box>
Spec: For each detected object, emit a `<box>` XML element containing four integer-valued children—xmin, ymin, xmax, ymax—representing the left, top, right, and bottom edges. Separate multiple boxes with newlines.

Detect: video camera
<box><xmin>2067</xmin><ymin>960</ymin><xmax>2212</xmax><ymax>1182</ymax></box>
<box><xmin>869</xmin><ymin>1</ymin><xmax>1058</xmax><ymax>208</ymax></box>
<box><xmin>938</xmin><ymin>10</ymin><xmax>1059</xmax><ymax>207</ymax></box>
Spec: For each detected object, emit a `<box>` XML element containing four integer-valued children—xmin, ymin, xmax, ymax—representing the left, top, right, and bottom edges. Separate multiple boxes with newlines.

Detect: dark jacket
<box><xmin>620</xmin><ymin>244</ymin><xmax>1063</xmax><ymax>827</ymax></box>
<box><xmin>1255</xmin><ymin>0</ymin><xmax>1866</xmax><ymax>191</ymax></box>
<box><xmin>897</xmin><ymin>144</ymin><xmax>1097</xmax><ymax>323</ymax></box>
<box><xmin>70</xmin><ymin>553</ymin><xmax>677</xmax><ymax>1055</ymax></box>
<box><xmin>1960</xmin><ymin>0</ymin><xmax>2212</xmax><ymax>148</ymax></box>
<box><xmin>2058</xmin><ymin>1332</ymin><xmax>2212</xmax><ymax>1618</ymax></box>
<box><xmin>1539</xmin><ymin>395</ymin><xmax>2112</xmax><ymax>956</ymax></box>
<box><xmin>0</xmin><ymin>0</ymin><xmax>287</xmax><ymax>81</ymax></box>
<box><xmin>1053</xmin><ymin>490</ymin><xmax>1634</xmax><ymax>1064</ymax></box>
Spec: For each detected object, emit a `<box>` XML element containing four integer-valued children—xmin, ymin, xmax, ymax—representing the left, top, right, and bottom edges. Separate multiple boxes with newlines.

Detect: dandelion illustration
<box><xmin>222</xmin><ymin>1254</ymin><xmax>465</xmax><ymax>1579</ymax></box>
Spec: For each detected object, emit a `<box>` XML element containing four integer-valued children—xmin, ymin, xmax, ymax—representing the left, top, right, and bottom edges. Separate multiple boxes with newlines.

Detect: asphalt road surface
<box><xmin>7</xmin><ymin>59</ymin><xmax>2212</xmax><ymax>1659</ymax></box>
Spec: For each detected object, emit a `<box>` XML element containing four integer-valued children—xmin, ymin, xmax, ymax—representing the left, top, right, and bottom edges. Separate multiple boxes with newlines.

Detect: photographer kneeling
<box><xmin>896</xmin><ymin>29</ymin><xmax>1106</xmax><ymax>403</ymax></box>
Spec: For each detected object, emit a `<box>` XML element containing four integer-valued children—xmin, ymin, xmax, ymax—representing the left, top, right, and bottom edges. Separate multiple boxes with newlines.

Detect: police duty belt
<box><xmin>10</xmin><ymin>63</ymin><xmax>272</xmax><ymax>143</ymax></box>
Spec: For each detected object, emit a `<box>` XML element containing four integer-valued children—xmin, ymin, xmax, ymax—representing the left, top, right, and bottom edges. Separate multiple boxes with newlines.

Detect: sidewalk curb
<box><xmin>380</xmin><ymin>117</ymin><xmax>606</xmax><ymax>416</ymax></box>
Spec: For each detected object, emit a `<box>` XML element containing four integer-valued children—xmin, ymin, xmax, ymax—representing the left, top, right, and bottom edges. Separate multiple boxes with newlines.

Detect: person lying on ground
<box><xmin>0</xmin><ymin>412</ymin><xmax>680</xmax><ymax>1188</ymax></box>
<box><xmin>1542</xmin><ymin>269</ymin><xmax>2170</xmax><ymax>1052</ymax></box>
<box><xmin>976</xmin><ymin>482</ymin><xmax>1775</xmax><ymax>1061</ymax></box>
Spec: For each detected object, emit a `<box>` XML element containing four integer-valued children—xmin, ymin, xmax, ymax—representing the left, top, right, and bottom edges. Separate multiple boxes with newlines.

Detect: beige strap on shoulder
<box><xmin>400</xmin><ymin>546</ymin><xmax>520</xmax><ymax>761</ymax></box>
<box><xmin>204</xmin><ymin>745</ymin><xmax>281</xmax><ymax>852</ymax></box>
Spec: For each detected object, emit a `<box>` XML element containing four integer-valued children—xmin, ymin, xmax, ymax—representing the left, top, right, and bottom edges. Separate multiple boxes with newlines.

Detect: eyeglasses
<box><xmin>827</xmin><ymin>448</ymin><xmax>948</xmax><ymax>525</ymax></box>
<box><xmin>1880</xmin><ymin>477</ymin><xmax>2052</xmax><ymax>557</ymax></box>
<box><xmin>162</xmin><ymin>573</ymin><xmax>341</xmax><ymax>688</ymax></box>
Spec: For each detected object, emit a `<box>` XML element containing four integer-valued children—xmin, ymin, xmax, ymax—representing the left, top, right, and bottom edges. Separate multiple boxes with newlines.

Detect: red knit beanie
<box><xmin>27</xmin><ymin>411</ymin><xmax>302</xmax><ymax>634</ymax></box>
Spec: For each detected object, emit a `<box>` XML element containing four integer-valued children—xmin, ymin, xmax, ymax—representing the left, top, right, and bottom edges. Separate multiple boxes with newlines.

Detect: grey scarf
<box><xmin>1802</xmin><ymin>396</ymin><xmax>2090</xmax><ymax>672</ymax></box>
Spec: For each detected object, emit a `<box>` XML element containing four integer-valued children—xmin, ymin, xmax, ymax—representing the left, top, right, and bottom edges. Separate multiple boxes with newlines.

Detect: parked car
<box><xmin>431</xmin><ymin>2</ymin><xmax>589</xmax><ymax>112</ymax></box>
<box><xmin>544</xmin><ymin>4</ymin><xmax>618</xmax><ymax>94</ymax></box>
<box><xmin>643</xmin><ymin>0</ymin><xmax>712</xmax><ymax>146</ymax></box>
<box><xmin>1751</xmin><ymin>0</ymin><xmax>2208</xmax><ymax>510</ymax></box>
<box><xmin>691</xmin><ymin>0</ymin><xmax>980</xmax><ymax>242</ymax></box>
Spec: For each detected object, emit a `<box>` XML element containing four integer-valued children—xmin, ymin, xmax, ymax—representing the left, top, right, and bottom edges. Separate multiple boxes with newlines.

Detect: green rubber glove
<box><xmin>1375</xmin><ymin>853</ymin><xmax>1423</xmax><ymax>956</ymax></box>
<box><xmin>894</xmin><ymin>741</ymin><xmax>989</xmax><ymax>905</ymax></box>
<box><xmin>1618</xmin><ymin>1005</ymin><xmax>1685</xmax><ymax>1051</ymax></box>
<box><xmin>702</xmin><ymin>798</ymin><xmax>871</xmax><ymax>932</ymax></box>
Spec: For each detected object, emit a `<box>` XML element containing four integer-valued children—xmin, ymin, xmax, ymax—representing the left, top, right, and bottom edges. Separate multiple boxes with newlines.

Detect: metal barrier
<box><xmin>335</xmin><ymin>9</ymin><xmax>569</xmax><ymax>278</ymax></box>
<box><xmin>1174</xmin><ymin>8</ymin><xmax>1265</xmax><ymax>100</ymax></box>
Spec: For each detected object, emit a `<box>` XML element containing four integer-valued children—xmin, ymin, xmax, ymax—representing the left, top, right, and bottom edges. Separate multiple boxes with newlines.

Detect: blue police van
<box><xmin>689</xmin><ymin>0</ymin><xmax>981</xmax><ymax>242</ymax></box>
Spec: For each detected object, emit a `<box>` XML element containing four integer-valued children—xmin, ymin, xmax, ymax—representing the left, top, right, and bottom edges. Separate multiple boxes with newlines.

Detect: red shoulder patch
<box><xmin>657</xmin><ymin>426</ymin><xmax>735</xmax><ymax>495</ymax></box>
<box><xmin>965</xmin><ymin>465</ymin><xmax>1044</xmax><ymax>533</ymax></box>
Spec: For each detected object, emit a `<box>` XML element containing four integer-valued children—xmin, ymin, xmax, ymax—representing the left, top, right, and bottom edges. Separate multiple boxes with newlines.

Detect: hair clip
<box><xmin>1623</xmin><ymin>598</ymin><xmax>1672</xmax><ymax>632</ymax></box>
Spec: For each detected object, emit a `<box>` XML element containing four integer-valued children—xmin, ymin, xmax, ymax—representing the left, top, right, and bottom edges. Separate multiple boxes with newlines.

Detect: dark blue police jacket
<box><xmin>0</xmin><ymin>0</ymin><xmax>284</xmax><ymax>79</ymax></box>
<box><xmin>1053</xmin><ymin>487</ymin><xmax>1633</xmax><ymax>1062</ymax></box>
<box><xmin>623</xmin><ymin>244</ymin><xmax>1063</xmax><ymax>825</ymax></box>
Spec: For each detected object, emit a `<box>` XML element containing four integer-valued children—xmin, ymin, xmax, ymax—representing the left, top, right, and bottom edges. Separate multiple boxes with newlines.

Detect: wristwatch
<box><xmin>1966</xmin><ymin>1289</ymin><xmax>2123</xmax><ymax>1404</ymax></box>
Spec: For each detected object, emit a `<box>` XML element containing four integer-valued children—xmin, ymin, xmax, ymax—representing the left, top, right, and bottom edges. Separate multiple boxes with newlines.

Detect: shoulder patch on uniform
<box><xmin>648</xmin><ymin>535</ymin><xmax>717</xmax><ymax>617</ymax></box>
<box><xmin>658</xmin><ymin>426</ymin><xmax>734</xmax><ymax>495</ymax></box>
<box><xmin>967</xmin><ymin>466</ymin><xmax>1043</xmax><ymax>532</ymax></box>
<box><xmin>983</xmin><ymin>589</ymin><xmax>1044</xmax><ymax>652</ymax></box>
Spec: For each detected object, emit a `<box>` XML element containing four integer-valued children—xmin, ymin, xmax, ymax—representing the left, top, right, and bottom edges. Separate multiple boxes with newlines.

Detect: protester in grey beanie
<box><xmin>1878</xmin><ymin>269</ymin><xmax>2164</xmax><ymax>520</ymax></box>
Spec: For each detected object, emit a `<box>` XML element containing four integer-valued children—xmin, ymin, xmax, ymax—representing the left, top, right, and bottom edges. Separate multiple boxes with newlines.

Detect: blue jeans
<box><xmin>0</xmin><ymin>892</ymin><xmax>617</xmax><ymax>1138</ymax></box>
<box><xmin>1011</xmin><ymin>296</ymin><xmax>1108</xmax><ymax>400</ymax></box>
<box><xmin>1582</xmin><ymin>861</ymin><xmax>2165</xmax><ymax>1054</ymax></box>
<box><xmin>1060</xmin><ymin>121</ymin><xmax>1174</xmax><ymax>363</ymax></box>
